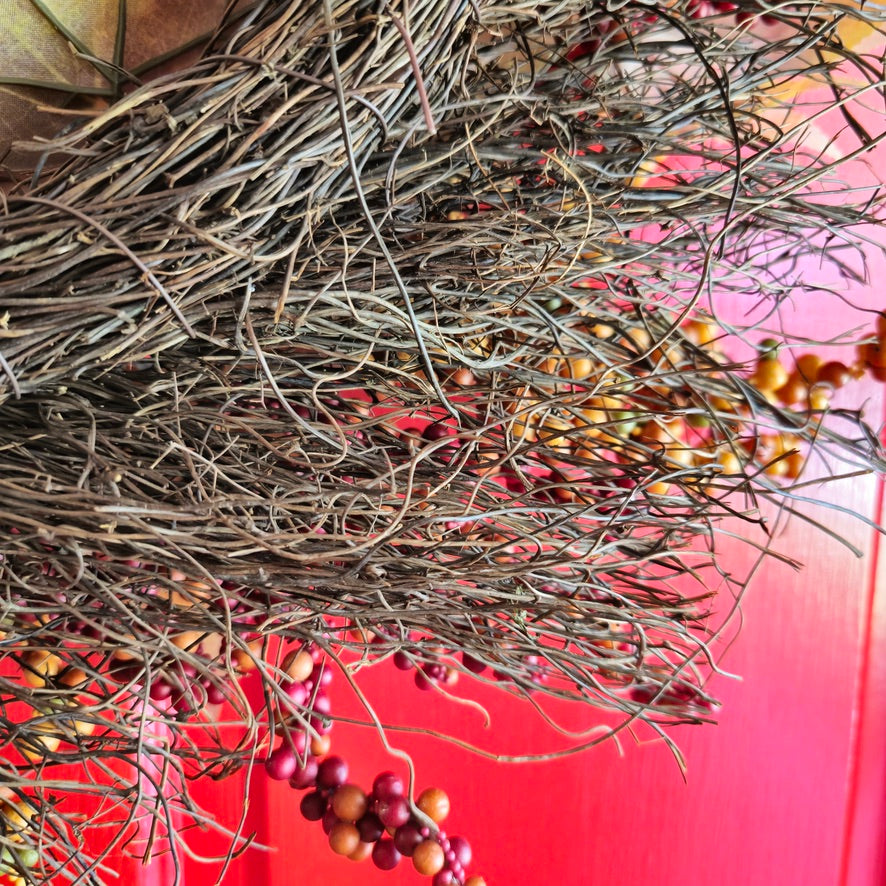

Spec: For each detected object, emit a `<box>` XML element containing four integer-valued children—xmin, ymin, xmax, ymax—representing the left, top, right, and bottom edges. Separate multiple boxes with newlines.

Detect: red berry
<box><xmin>265</xmin><ymin>745</ymin><xmax>297</xmax><ymax>781</ymax></box>
<box><xmin>422</xmin><ymin>423</ymin><xmax>454</xmax><ymax>441</ymax></box>
<box><xmin>393</xmin><ymin>650</ymin><xmax>415</xmax><ymax>670</ymax></box>
<box><xmin>449</xmin><ymin>834</ymin><xmax>472</xmax><ymax>867</ymax></box>
<box><xmin>461</xmin><ymin>652</ymin><xmax>487</xmax><ymax>674</ymax></box>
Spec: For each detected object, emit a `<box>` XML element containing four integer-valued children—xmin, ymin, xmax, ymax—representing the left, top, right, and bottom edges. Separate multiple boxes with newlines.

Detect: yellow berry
<box><xmin>750</xmin><ymin>357</ymin><xmax>789</xmax><ymax>393</ymax></box>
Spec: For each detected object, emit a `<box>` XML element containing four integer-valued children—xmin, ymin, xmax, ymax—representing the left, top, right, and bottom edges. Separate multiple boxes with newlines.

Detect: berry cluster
<box><xmin>259</xmin><ymin>644</ymin><xmax>487</xmax><ymax>884</ymax></box>
<box><xmin>293</xmin><ymin>761</ymin><xmax>484</xmax><ymax>886</ymax></box>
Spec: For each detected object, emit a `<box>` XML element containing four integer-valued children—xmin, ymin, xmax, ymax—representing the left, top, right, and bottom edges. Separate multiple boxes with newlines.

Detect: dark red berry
<box><xmin>372</xmin><ymin>771</ymin><xmax>405</xmax><ymax>800</ymax></box>
<box><xmin>376</xmin><ymin>796</ymin><xmax>411</xmax><ymax>829</ymax></box>
<box><xmin>316</xmin><ymin>755</ymin><xmax>348</xmax><ymax>788</ymax></box>
<box><xmin>372</xmin><ymin>838</ymin><xmax>402</xmax><ymax>871</ymax></box>
<box><xmin>461</xmin><ymin>652</ymin><xmax>487</xmax><ymax>674</ymax></box>
<box><xmin>299</xmin><ymin>791</ymin><xmax>327</xmax><ymax>821</ymax></box>
<box><xmin>393</xmin><ymin>651</ymin><xmax>415</xmax><ymax>670</ymax></box>
<box><xmin>289</xmin><ymin>757</ymin><xmax>318</xmax><ymax>790</ymax></box>
<box><xmin>321</xmin><ymin>805</ymin><xmax>338</xmax><ymax>835</ymax></box>
<box><xmin>394</xmin><ymin>823</ymin><xmax>423</xmax><ymax>857</ymax></box>
<box><xmin>149</xmin><ymin>679</ymin><xmax>173</xmax><ymax>701</ymax></box>
<box><xmin>204</xmin><ymin>681</ymin><xmax>227</xmax><ymax>705</ymax></box>
<box><xmin>356</xmin><ymin>812</ymin><xmax>384</xmax><ymax>843</ymax></box>
<box><xmin>422</xmin><ymin>423</ymin><xmax>454</xmax><ymax>441</ymax></box>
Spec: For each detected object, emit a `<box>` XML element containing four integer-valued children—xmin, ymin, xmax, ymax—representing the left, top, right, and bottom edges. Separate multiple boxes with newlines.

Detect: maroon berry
<box><xmin>433</xmin><ymin>871</ymin><xmax>457</xmax><ymax>886</ymax></box>
<box><xmin>316</xmin><ymin>755</ymin><xmax>348</xmax><ymax>788</ymax></box>
<box><xmin>414</xmin><ymin>669</ymin><xmax>435</xmax><ymax>690</ymax></box>
<box><xmin>461</xmin><ymin>652</ymin><xmax>487</xmax><ymax>674</ymax></box>
<box><xmin>299</xmin><ymin>791</ymin><xmax>327</xmax><ymax>821</ymax></box>
<box><xmin>204</xmin><ymin>681</ymin><xmax>227</xmax><ymax>705</ymax></box>
<box><xmin>394</xmin><ymin>823</ymin><xmax>423</xmax><ymax>857</ymax></box>
<box><xmin>287</xmin><ymin>729</ymin><xmax>308</xmax><ymax>756</ymax></box>
<box><xmin>309</xmin><ymin>692</ymin><xmax>333</xmax><ymax>734</ymax></box>
<box><xmin>376</xmin><ymin>796</ymin><xmax>411</xmax><ymax>829</ymax></box>
<box><xmin>356</xmin><ymin>812</ymin><xmax>384</xmax><ymax>843</ymax></box>
<box><xmin>393</xmin><ymin>651</ymin><xmax>415</xmax><ymax>671</ymax></box>
<box><xmin>289</xmin><ymin>757</ymin><xmax>318</xmax><ymax>790</ymax></box>
<box><xmin>265</xmin><ymin>745</ymin><xmax>298</xmax><ymax>781</ymax></box>
<box><xmin>372</xmin><ymin>838</ymin><xmax>402</xmax><ymax>871</ymax></box>
<box><xmin>321</xmin><ymin>805</ymin><xmax>339</xmax><ymax>835</ymax></box>
<box><xmin>372</xmin><ymin>771</ymin><xmax>405</xmax><ymax>800</ymax></box>
<box><xmin>422</xmin><ymin>423</ymin><xmax>453</xmax><ymax>441</ymax></box>
<box><xmin>149</xmin><ymin>679</ymin><xmax>173</xmax><ymax>701</ymax></box>
<box><xmin>311</xmin><ymin>664</ymin><xmax>333</xmax><ymax>687</ymax></box>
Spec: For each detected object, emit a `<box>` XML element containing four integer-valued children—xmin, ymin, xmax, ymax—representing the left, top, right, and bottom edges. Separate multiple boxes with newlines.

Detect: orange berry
<box><xmin>763</xmin><ymin>456</ymin><xmax>789</xmax><ymax>478</ymax></box>
<box><xmin>310</xmin><ymin>733</ymin><xmax>332</xmax><ymax>756</ymax></box>
<box><xmin>451</xmin><ymin>367</ymin><xmax>476</xmax><ymax>387</ymax></box>
<box><xmin>850</xmin><ymin>360</ymin><xmax>868</xmax><ymax>380</ymax></box>
<box><xmin>283</xmin><ymin>649</ymin><xmax>315</xmax><ymax>683</ymax></box>
<box><xmin>559</xmin><ymin>356</ymin><xmax>595</xmax><ymax>379</ymax></box>
<box><xmin>794</xmin><ymin>353</ymin><xmax>823</xmax><ymax>382</ymax></box>
<box><xmin>716</xmin><ymin>450</ymin><xmax>743</xmax><ymax>475</ymax></box>
<box><xmin>21</xmin><ymin>650</ymin><xmax>62</xmax><ymax>688</ymax></box>
<box><xmin>683</xmin><ymin>319</ymin><xmax>719</xmax><ymax>347</ymax></box>
<box><xmin>348</xmin><ymin>841</ymin><xmax>374</xmax><ymax>862</ymax></box>
<box><xmin>876</xmin><ymin>313</ymin><xmax>886</xmax><ymax>338</ymax></box>
<box><xmin>329</xmin><ymin>821</ymin><xmax>362</xmax><ymax>856</ymax></box>
<box><xmin>465</xmin><ymin>877</ymin><xmax>488</xmax><ymax>886</ymax></box>
<box><xmin>417</xmin><ymin>787</ymin><xmax>450</xmax><ymax>823</ymax></box>
<box><xmin>332</xmin><ymin>785</ymin><xmax>369</xmax><ymax>822</ymax></box>
<box><xmin>537</xmin><ymin>356</ymin><xmax>562</xmax><ymax>376</ymax></box>
<box><xmin>784</xmin><ymin>450</ymin><xmax>806</xmax><ymax>479</ymax></box>
<box><xmin>623</xmin><ymin>326</ymin><xmax>652</xmax><ymax>353</ymax></box>
<box><xmin>412</xmin><ymin>840</ymin><xmax>446</xmax><ymax>876</ymax></box>
<box><xmin>538</xmin><ymin>414</ymin><xmax>574</xmax><ymax>450</ymax></box>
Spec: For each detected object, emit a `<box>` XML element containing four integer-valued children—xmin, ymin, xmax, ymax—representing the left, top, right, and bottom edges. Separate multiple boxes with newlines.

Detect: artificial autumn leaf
<box><xmin>0</xmin><ymin>0</ymin><xmax>244</xmax><ymax>180</ymax></box>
